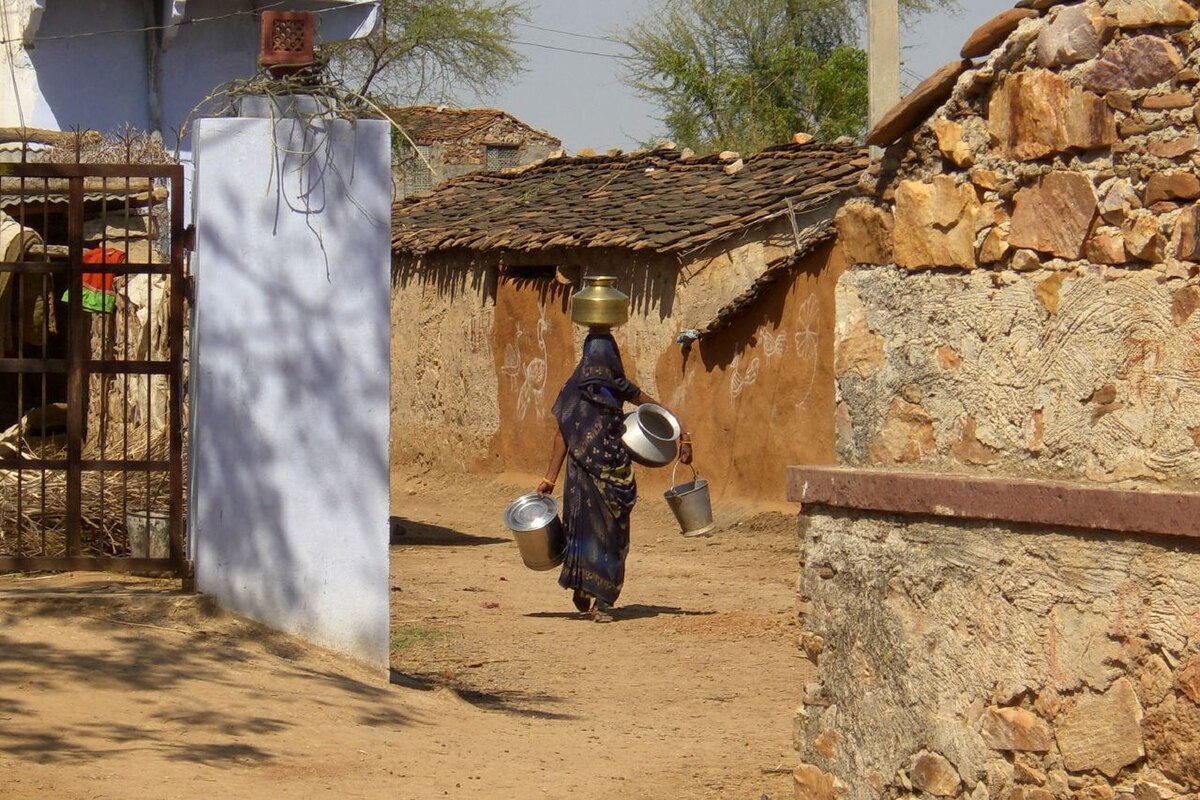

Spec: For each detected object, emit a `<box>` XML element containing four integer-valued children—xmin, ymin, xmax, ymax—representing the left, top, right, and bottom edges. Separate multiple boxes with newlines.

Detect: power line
<box><xmin>513</xmin><ymin>39</ymin><xmax>630</xmax><ymax>60</ymax></box>
<box><xmin>514</xmin><ymin>21</ymin><xmax>622</xmax><ymax>45</ymax></box>
<box><xmin>0</xmin><ymin>6</ymin><xmax>637</xmax><ymax>64</ymax></box>
<box><xmin>0</xmin><ymin>1</ymin><xmax>356</xmax><ymax>47</ymax></box>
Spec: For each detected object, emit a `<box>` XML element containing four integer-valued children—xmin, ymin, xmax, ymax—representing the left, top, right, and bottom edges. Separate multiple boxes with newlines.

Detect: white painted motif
<box><xmin>792</xmin><ymin>295</ymin><xmax>820</xmax><ymax>409</ymax></box>
<box><xmin>729</xmin><ymin>353</ymin><xmax>761</xmax><ymax>400</ymax></box>
<box><xmin>510</xmin><ymin>303</ymin><xmax>550</xmax><ymax>420</ymax></box>
<box><xmin>501</xmin><ymin>327</ymin><xmax>523</xmax><ymax>390</ymax></box>
<box><xmin>794</xmin><ymin>295</ymin><xmax>819</xmax><ymax>361</ymax></box>
<box><xmin>762</xmin><ymin>329</ymin><xmax>788</xmax><ymax>360</ymax></box>
<box><xmin>727</xmin><ymin>294</ymin><xmax>821</xmax><ymax>407</ymax></box>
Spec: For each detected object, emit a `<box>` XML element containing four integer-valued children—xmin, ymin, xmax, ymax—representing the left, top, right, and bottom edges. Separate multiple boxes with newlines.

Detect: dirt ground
<box><xmin>0</xmin><ymin>472</ymin><xmax>812</xmax><ymax>799</ymax></box>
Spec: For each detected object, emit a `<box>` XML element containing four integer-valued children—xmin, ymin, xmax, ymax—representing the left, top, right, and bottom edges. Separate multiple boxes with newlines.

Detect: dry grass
<box><xmin>0</xmin><ymin>427</ymin><xmax>171</xmax><ymax>558</ymax></box>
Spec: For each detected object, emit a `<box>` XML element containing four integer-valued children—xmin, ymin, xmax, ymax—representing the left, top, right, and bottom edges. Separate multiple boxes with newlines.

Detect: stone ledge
<box><xmin>787</xmin><ymin>466</ymin><xmax>1200</xmax><ymax>539</ymax></box>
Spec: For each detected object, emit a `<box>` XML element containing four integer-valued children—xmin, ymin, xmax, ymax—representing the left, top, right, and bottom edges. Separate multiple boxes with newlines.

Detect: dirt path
<box><xmin>389</xmin><ymin>472</ymin><xmax>812</xmax><ymax>799</ymax></box>
<box><xmin>0</xmin><ymin>473</ymin><xmax>810</xmax><ymax>799</ymax></box>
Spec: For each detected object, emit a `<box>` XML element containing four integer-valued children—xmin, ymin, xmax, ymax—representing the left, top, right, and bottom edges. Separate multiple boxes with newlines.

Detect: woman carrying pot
<box><xmin>537</xmin><ymin>277</ymin><xmax>692</xmax><ymax>622</ymax></box>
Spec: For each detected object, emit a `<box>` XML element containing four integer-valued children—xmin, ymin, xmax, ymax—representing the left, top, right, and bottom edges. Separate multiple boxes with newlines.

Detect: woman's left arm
<box><xmin>633</xmin><ymin>389</ymin><xmax>693</xmax><ymax>465</ymax></box>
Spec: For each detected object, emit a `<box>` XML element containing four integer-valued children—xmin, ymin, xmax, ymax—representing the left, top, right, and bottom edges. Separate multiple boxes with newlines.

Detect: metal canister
<box><xmin>569</xmin><ymin>276</ymin><xmax>629</xmax><ymax>327</ymax></box>
<box><xmin>503</xmin><ymin>493</ymin><xmax>566</xmax><ymax>570</ymax></box>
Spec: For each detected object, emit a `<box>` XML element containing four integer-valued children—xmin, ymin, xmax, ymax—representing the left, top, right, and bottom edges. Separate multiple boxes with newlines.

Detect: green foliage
<box><xmin>621</xmin><ymin>0</ymin><xmax>955</xmax><ymax>154</ymax></box>
<box><xmin>323</xmin><ymin>0</ymin><xmax>528</xmax><ymax>105</ymax></box>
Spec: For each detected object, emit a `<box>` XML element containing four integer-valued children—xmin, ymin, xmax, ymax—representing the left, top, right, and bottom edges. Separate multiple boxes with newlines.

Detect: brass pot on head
<box><xmin>570</xmin><ymin>275</ymin><xmax>629</xmax><ymax>327</ymax></box>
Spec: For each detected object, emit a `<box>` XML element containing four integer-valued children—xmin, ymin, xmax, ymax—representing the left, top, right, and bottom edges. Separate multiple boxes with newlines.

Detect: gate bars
<box><xmin>0</xmin><ymin>161</ymin><xmax>187</xmax><ymax>576</ymax></box>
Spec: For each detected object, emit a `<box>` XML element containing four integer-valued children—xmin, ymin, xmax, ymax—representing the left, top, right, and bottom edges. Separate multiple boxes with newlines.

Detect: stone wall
<box><xmin>394</xmin><ymin>116</ymin><xmax>561</xmax><ymax>199</ymax></box>
<box><xmin>833</xmin><ymin>265</ymin><xmax>1200</xmax><ymax>488</ymax></box>
<box><xmin>799</xmin><ymin>3</ymin><xmax>1200</xmax><ymax>796</ymax></box>
<box><xmin>793</xmin><ymin>509</ymin><xmax>1200</xmax><ymax>799</ymax></box>
<box><xmin>835</xmin><ymin>0</ymin><xmax>1200</xmax><ymax>490</ymax></box>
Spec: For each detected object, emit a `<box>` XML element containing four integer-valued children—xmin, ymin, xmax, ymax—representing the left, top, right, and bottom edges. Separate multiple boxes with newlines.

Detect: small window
<box><xmin>406</xmin><ymin>144</ymin><xmax>434</xmax><ymax>192</ymax></box>
<box><xmin>486</xmin><ymin>145</ymin><xmax>520</xmax><ymax>171</ymax></box>
<box><xmin>501</xmin><ymin>264</ymin><xmax>558</xmax><ymax>281</ymax></box>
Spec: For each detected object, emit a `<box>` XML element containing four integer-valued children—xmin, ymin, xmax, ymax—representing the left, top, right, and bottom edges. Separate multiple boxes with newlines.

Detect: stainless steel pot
<box><xmin>503</xmin><ymin>493</ymin><xmax>565</xmax><ymax>571</ymax></box>
<box><xmin>621</xmin><ymin>403</ymin><xmax>680</xmax><ymax>467</ymax></box>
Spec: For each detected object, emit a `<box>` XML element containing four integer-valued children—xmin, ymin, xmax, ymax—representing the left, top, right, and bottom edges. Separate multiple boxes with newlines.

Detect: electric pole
<box><xmin>868</xmin><ymin>0</ymin><xmax>901</xmax><ymax>132</ymax></box>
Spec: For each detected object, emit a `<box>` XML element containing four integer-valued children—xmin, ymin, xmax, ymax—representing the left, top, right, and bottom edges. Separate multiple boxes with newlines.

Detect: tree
<box><xmin>620</xmin><ymin>0</ymin><xmax>956</xmax><ymax>154</ymax></box>
<box><xmin>323</xmin><ymin>0</ymin><xmax>528</xmax><ymax>106</ymax></box>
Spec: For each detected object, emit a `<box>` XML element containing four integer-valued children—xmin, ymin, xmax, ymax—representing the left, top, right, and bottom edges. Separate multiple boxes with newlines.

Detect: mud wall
<box><xmin>390</xmin><ymin>221</ymin><xmax>841</xmax><ymax>504</ymax></box>
<box><xmin>794</xmin><ymin>509</ymin><xmax>1200</xmax><ymax>800</ymax></box>
<box><xmin>656</xmin><ymin>242</ymin><xmax>846</xmax><ymax>502</ymax></box>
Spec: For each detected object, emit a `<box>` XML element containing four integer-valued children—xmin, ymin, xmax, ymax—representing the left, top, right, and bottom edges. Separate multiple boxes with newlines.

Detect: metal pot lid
<box><xmin>504</xmin><ymin>493</ymin><xmax>560</xmax><ymax>532</ymax></box>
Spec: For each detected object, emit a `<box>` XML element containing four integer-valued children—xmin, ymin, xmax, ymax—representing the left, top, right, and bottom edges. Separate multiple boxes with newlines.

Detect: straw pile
<box><xmin>0</xmin><ymin>274</ymin><xmax>180</xmax><ymax>559</ymax></box>
<box><xmin>0</xmin><ymin>429</ymin><xmax>170</xmax><ymax>558</ymax></box>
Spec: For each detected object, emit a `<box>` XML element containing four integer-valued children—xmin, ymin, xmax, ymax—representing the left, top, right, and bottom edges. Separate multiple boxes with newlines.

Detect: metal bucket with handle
<box><xmin>663</xmin><ymin>461</ymin><xmax>714</xmax><ymax>537</ymax></box>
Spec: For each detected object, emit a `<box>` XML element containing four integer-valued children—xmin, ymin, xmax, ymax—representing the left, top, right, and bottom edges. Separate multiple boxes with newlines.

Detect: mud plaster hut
<box><xmin>386</xmin><ymin>106</ymin><xmax>562</xmax><ymax>199</ymax></box>
<box><xmin>789</xmin><ymin>3</ymin><xmax>1200</xmax><ymax>798</ymax></box>
<box><xmin>391</xmin><ymin>142</ymin><xmax>866</xmax><ymax>504</ymax></box>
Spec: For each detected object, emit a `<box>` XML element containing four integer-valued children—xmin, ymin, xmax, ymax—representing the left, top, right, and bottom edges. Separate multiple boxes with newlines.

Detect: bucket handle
<box><xmin>671</xmin><ymin>459</ymin><xmax>699</xmax><ymax>487</ymax></box>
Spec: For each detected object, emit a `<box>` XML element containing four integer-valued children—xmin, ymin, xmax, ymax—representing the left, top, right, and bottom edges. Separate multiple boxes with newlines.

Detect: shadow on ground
<box><xmin>0</xmin><ymin>599</ymin><xmax>413</xmax><ymax>766</ymax></box>
<box><xmin>390</xmin><ymin>517</ymin><xmax>508</xmax><ymax>547</ymax></box>
<box><xmin>524</xmin><ymin>604</ymin><xmax>715</xmax><ymax>621</ymax></box>
<box><xmin>388</xmin><ymin>669</ymin><xmax>576</xmax><ymax>721</ymax></box>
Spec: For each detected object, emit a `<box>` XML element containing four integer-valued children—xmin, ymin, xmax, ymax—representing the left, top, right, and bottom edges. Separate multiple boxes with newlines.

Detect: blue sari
<box><xmin>553</xmin><ymin>333</ymin><xmax>639</xmax><ymax>606</ymax></box>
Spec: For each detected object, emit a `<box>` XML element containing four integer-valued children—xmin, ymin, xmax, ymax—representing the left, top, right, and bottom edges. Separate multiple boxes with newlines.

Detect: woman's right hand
<box><xmin>537</xmin><ymin>479</ymin><xmax>555</xmax><ymax>498</ymax></box>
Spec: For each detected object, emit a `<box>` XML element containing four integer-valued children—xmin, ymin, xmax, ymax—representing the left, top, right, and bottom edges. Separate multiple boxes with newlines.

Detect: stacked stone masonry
<box><xmin>835</xmin><ymin>0</ymin><xmax>1200</xmax><ymax>489</ymax></box>
<box><xmin>793</xmin><ymin>510</ymin><xmax>1200</xmax><ymax>800</ymax></box>
<box><xmin>804</xmin><ymin>2</ymin><xmax>1200</xmax><ymax>798</ymax></box>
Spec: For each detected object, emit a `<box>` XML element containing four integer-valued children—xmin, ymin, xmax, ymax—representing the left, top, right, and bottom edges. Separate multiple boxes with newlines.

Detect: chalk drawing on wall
<box><xmin>793</xmin><ymin>295</ymin><xmax>820</xmax><ymax>409</ymax></box>
<box><xmin>501</xmin><ymin>329</ymin><xmax>523</xmax><ymax>391</ymax></box>
<box><xmin>794</xmin><ymin>295</ymin><xmax>819</xmax><ymax>362</ymax></box>
<box><xmin>729</xmin><ymin>352</ymin><xmax>761</xmax><ymax>401</ymax></box>
<box><xmin>728</xmin><ymin>295</ymin><xmax>821</xmax><ymax>407</ymax></box>
<box><xmin>762</xmin><ymin>330</ymin><xmax>788</xmax><ymax>360</ymax></box>
<box><xmin>515</xmin><ymin>303</ymin><xmax>550</xmax><ymax>420</ymax></box>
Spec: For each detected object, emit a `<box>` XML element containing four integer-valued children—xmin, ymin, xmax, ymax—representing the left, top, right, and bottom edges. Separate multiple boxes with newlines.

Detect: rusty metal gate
<box><xmin>0</xmin><ymin>161</ymin><xmax>186</xmax><ymax>576</ymax></box>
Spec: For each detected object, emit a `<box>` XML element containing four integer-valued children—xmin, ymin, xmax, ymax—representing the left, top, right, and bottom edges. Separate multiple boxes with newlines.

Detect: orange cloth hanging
<box><xmin>63</xmin><ymin>247</ymin><xmax>125</xmax><ymax>313</ymax></box>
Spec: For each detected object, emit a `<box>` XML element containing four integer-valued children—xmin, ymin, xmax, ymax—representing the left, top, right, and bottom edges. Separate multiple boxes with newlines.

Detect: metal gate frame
<box><xmin>0</xmin><ymin>161</ymin><xmax>186</xmax><ymax>576</ymax></box>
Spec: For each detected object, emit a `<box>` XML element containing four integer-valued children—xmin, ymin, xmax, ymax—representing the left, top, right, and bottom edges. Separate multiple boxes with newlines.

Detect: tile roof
<box><xmin>392</xmin><ymin>142</ymin><xmax>867</xmax><ymax>256</ymax></box>
<box><xmin>385</xmin><ymin>106</ymin><xmax>558</xmax><ymax>145</ymax></box>
<box><xmin>697</xmin><ymin>219</ymin><xmax>836</xmax><ymax>338</ymax></box>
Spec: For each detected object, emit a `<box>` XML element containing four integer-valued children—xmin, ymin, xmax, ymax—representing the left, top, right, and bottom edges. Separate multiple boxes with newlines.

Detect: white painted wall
<box><xmin>190</xmin><ymin>116</ymin><xmax>391</xmax><ymax>668</ymax></box>
<box><xmin>2</xmin><ymin>0</ymin><xmax>379</xmax><ymax>135</ymax></box>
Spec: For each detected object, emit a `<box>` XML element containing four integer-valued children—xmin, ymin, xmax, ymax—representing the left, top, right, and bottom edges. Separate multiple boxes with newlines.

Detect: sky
<box><xmin>486</xmin><ymin>0</ymin><xmax>1016</xmax><ymax>152</ymax></box>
